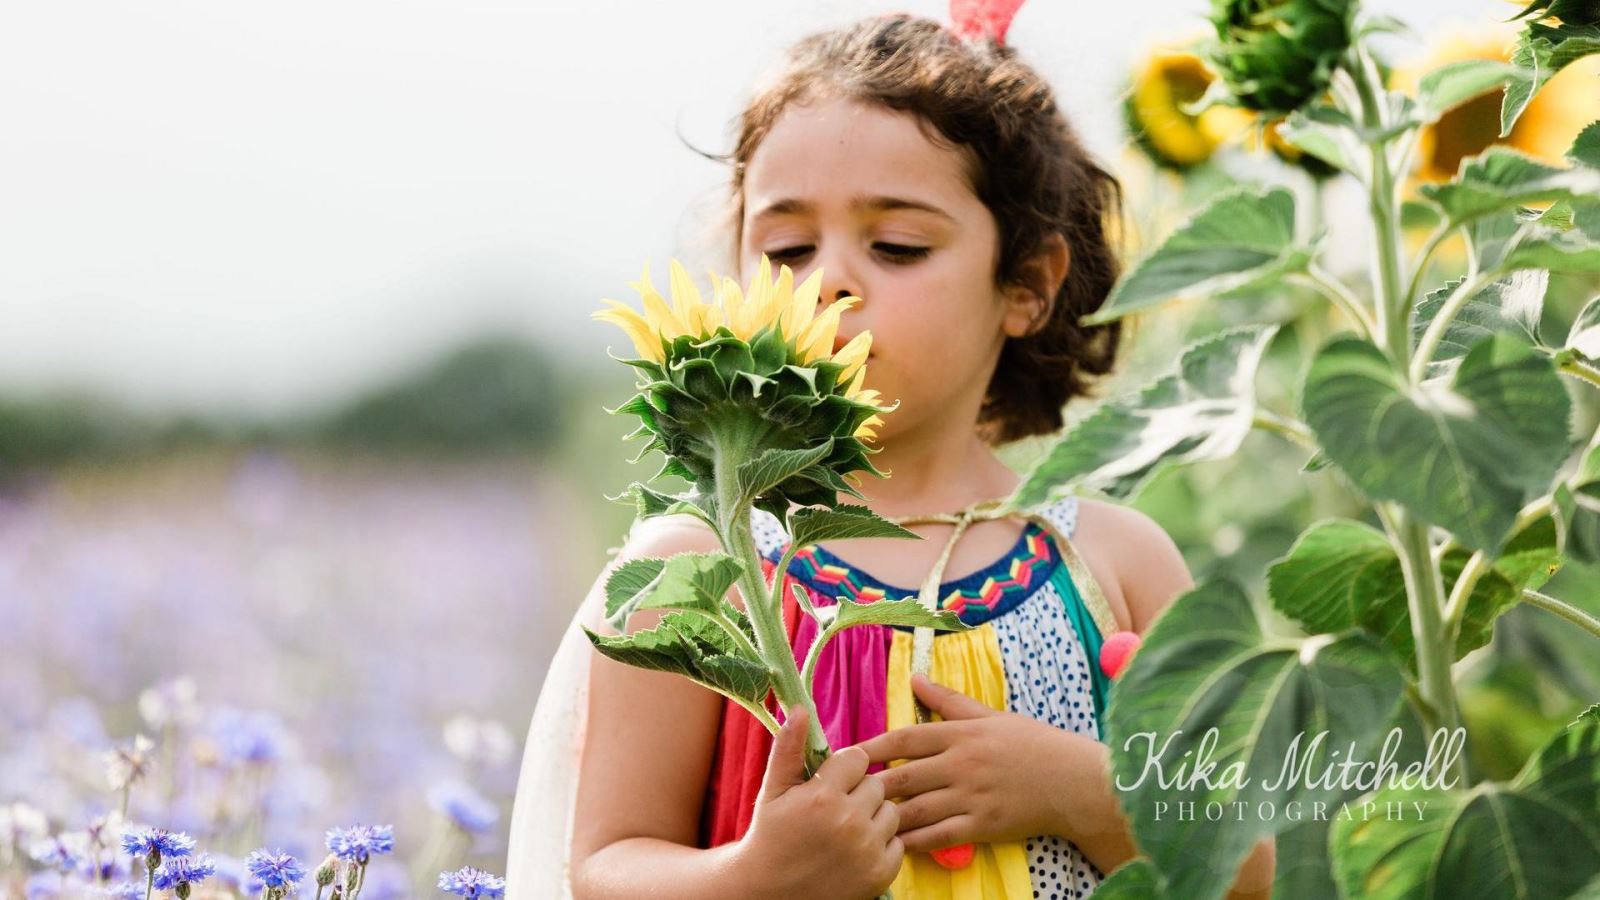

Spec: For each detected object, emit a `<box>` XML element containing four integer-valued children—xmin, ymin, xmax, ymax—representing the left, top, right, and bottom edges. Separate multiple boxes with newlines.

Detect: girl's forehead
<box><xmin>743</xmin><ymin>97</ymin><xmax>977</xmax><ymax>214</ymax></box>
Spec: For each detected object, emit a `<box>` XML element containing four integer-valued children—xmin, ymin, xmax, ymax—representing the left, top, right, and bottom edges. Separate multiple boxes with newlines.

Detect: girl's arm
<box><xmin>567</xmin><ymin>517</ymin><xmax>756</xmax><ymax>900</ymax></box>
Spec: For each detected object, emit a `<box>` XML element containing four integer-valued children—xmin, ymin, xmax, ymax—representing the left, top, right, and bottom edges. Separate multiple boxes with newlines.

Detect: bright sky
<box><xmin>0</xmin><ymin>0</ymin><xmax>1497</xmax><ymax>416</ymax></box>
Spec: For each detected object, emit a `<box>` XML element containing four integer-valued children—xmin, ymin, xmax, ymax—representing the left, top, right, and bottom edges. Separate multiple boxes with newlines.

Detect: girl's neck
<box><xmin>847</xmin><ymin>424</ymin><xmax>1020</xmax><ymax>520</ymax></box>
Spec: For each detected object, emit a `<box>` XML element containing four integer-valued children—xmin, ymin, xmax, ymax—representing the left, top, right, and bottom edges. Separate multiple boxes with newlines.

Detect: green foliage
<box><xmin>1044</xmin><ymin>7</ymin><xmax>1600</xmax><ymax>896</ymax></box>
<box><xmin>1105</xmin><ymin>580</ymin><xmax>1406</xmax><ymax>900</ymax></box>
<box><xmin>583</xmin><ymin>611</ymin><xmax>770</xmax><ymax>709</ymax></box>
<box><xmin>1084</xmin><ymin>188</ymin><xmax>1309</xmax><ymax>324</ymax></box>
<box><xmin>1012</xmin><ymin>326</ymin><xmax>1277</xmax><ymax>506</ymax></box>
<box><xmin>313</xmin><ymin>337</ymin><xmax>567</xmax><ymax>454</ymax></box>
<box><xmin>1301</xmin><ymin>334</ymin><xmax>1570</xmax><ymax>554</ymax></box>
<box><xmin>1330</xmin><ymin>706</ymin><xmax>1600</xmax><ymax>899</ymax></box>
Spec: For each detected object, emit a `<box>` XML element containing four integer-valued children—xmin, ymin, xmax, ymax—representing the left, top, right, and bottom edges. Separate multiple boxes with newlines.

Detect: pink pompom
<box><xmin>1099</xmin><ymin>631</ymin><xmax>1143</xmax><ymax>679</ymax></box>
<box><xmin>930</xmin><ymin>842</ymin><xmax>975</xmax><ymax>869</ymax></box>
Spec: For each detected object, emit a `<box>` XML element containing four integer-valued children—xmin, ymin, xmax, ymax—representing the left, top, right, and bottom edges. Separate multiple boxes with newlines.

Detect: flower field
<box><xmin>0</xmin><ymin>449</ymin><xmax>598</xmax><ymax>898</ymax></box>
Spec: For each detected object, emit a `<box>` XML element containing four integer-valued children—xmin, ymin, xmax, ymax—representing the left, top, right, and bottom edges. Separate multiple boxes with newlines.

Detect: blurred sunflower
<box><xmin>1123</xmin><ymin>44</ymin><xmax>1255</xmax><ymax>170</ymax></box>
<box><xmin>1391</xmin><ymin>28</ymin><xmax>1600</xmax><ymax>184</ymax></box>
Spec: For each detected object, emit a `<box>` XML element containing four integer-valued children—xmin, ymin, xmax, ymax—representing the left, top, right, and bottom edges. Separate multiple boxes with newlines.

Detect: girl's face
<box><xmin>737</xmin><ymin>96</ymin><xmax>1043</xmax><ymax>445</ymax></box>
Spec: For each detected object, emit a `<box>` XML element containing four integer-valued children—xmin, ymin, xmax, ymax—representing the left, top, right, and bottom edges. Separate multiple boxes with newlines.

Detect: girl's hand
<box><xmin>853</xmin><ymin>673</ymin><xmax>1077</xmax><ymax>853</ymax></box>
<box><xmin>736</xmin><ymin>704</ymin><xmax>904</xmax><ymax>899</ymax></box>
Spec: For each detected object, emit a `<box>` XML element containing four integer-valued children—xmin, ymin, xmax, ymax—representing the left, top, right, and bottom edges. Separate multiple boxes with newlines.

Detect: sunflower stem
<box><xmin>709</xmin><ymin>421</ymin><xmax>832</xmax><ymax>778</ymax></box>
<box><xmin>1523</xmin><ymin>590</ymin><xmax>1600</xmax><ymax>640</ymax></box>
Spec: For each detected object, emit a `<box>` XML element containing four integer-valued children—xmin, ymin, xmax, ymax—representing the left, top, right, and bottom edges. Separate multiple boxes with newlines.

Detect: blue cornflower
<box><xmin>324</xmin><ymin>824</ymin><xmax>395</xmax><ymax>863</ymax></box>
<box><xmin>426</xmin><ymin>780</ymin><xmax>499</xmax><ymax>834</ymax></box>
<box><xmin>436</xmin><ymin>866</ymin><xmax>505</xmax><ymax>899</ymax></box>
<box><xmin>101</xmin><ymin>882</ymin><xmax>146</xmax><ymax>900</ymax></box>
<box><xmin>245</xmin><ymin>849</ymin><xmax>305</xmax><ymax>889</ymax></box>
<box><xmin>210</xmin><ymin>708</ymin><xmax>290</xmax><ymax>765</ymax></box>
<box><xmin>119</xmin><ymin>827</ymin><xmax>195</xmax><ymax>864</ymax></box>
<box><xmin>28</xmin><ymin>836</ymin><xmax>82</xmax><ymax>872</ymax></box>
<box><xmin>153</xmin><ymin>852</ymin><xmax>217</xmax><ymax>892</ymax></box>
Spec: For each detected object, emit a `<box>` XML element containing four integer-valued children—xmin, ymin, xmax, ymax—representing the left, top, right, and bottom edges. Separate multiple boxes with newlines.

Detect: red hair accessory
<box><xmin>947</xmin><ymin>0</ymin><xmax>1028</xmax><ymax>45</ymax></box>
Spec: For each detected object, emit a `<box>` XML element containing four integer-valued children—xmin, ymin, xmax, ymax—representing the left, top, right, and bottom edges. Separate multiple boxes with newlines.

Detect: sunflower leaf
<box><xmin>788</xmin><ymin>504</ymin><xmax>921</xmax><ymax>547</ymax></box>
<box><xmin>1422</xmin><ymin>147</ymin><xmax>1600</xmax><ymax>226</ymax></box>
<box><xmin>1108</xmin><ymin>579</ymin><xmax>1406</xmax><ymax>900</ymax></box>
<box><xmin>583</xmin><ymin>612</ymin><xmax>770</xmax><ymax>708</ymax></box>
<box><xmin>1332</xmin><ymin>708</ymin><xmax>1600</xmax><ymax>899</ymax></box>
<box><xmin>825</xmin><ymin>594</ymin><xmax>971</xmax><ymax>634</ymax></box>
<box><xmin>602</xmin><ymin>551</ymin><xmax>746</xmax><ymax>633</ymax></box>
<box><xmin>1083</xmin><ymin>187</ymin><xmax>1309</xmax><ymax>324</ymax></box>
<box><xmin>735</xmin><ymin>441</ymin><xmax>835</xmax><ymax>509</ymax></box>
<box><xmin>1410</xmin><ymin>271</ymin><xmax>1549</xmax><ymax>380</ymax></box>
<box><xmin>1267</xmin><ymin>519</ymin><xmax>1523</xmax><ymax>674</ymax></box>
<box><xmin>1501</xmin><ymin>22</ymin><xmax>1600</xmax><ymax>137</ymax></box>
<box><xmin>1013</xmin><ymin>326</ymin><xmax>1277</xmax><ymax>506</ymax></box>
<box><xmin>1569</xmin><ymin>295</ymin><xmax>1600</xmax><ymax>360</ymax></box>
<box><xmin>1302</xmin><ymin>333</ymin><xmax>1571</xmax><ymax>554</ymax></box>
<box><xmin>1414</xmin><ymin>59</ymin><xmax>1517</xmax><ymax>122</ymax></box>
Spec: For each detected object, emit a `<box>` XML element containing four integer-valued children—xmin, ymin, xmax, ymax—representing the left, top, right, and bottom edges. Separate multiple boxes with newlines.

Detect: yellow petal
<box><xmin>769</xmin><ymin>265</ymin><xmax>800</xmax><ymax>339</ymax></box>
<box><xmin>593</xmin><ymin>301</ymin><xmax>663</xmax><ymax>363</ymax></box>
<box><xmin>831</xmin><ymin>330</ymin><xmax>872</xmax><ymax>382</ymax></box>
<box><xmin>745</xmin><ymin>255</ymin><xmax>774</xmax><ymax>320</ymax></box>
<box><xmin>783</xmin><ymin>268</ymin><xmax>822</xmax><ymax>340</ymax></box>
<box><xmin>797</xmin><ymin>296</ymin><xmax>861</xmax><ymax>363</ymax></box>
<box><xmin>666</xmin><ymin>259</ymin><xmax>706</xmax><ymax>331</ymax></box>
<box><xmin>843</xmin><ymin>366</ymin><xmax>868</xmax><ymax>400</ymax></box>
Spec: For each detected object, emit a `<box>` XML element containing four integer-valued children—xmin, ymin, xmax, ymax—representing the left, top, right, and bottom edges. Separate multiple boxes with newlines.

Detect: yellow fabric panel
<box><xmin>884</xmin><ymin>625</ymin><xmax>1033</xmax><ymax>899</ymax></box>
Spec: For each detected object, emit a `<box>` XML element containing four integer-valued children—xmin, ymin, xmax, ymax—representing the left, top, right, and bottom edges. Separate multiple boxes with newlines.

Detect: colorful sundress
<box><xmin>696</xmin><ymin>494</ymin><xmax>1122</xmax><ymax>899</ymax></box>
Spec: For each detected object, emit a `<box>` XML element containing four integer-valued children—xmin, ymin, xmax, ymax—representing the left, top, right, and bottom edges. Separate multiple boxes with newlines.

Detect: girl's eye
<box><xmin>875</xmin><ymin>242</ymin><xmax>931</xmax><ymax>263</ymax></box>
<box><xmin>763</xmin><ymin>243</ymin><xmax>930</xmax><ymax>264</ymax></box>
<box><xmin>766</xmin><ymin>246</ymin><xmax>814</xmax><ymax>262</ymax></box>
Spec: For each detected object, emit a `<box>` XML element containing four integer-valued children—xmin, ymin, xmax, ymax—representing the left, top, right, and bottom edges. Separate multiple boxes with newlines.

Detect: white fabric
<box><xmin>505</xmin><ymin>586</ymin><xmax>598</xmax><ymax>899</ymax></box>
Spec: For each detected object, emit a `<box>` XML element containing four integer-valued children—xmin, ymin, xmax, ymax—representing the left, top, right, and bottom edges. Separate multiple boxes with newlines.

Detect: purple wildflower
<box><xmin>425</xmin><ymin>780</ymin><xmax>498</xmax><ymax>834</ymax></box>
<box><xmin>28</xmin><ymin>835</ymin><xmax>83</xmax><ymax>872</ymax></box>
<box><xmin>210</xmin><ymin>708</ymin><xmax>291</xmax><ymax>765</ymax></box>
<box><xmin>153</xmin><ymin>852</ymin><xmax>216</xmax><ymax>891</ymax></box>
<box><xmin>436</xmin><ymin>866</ymin><xmax>506</xmax><ymax>899</ymax></box>
<box><xmin>245</xmin><ymin>849</ymin><xmax>305</xmax><ymax>889</ymax></box>
<box><xmin>324</xmin><ymin>824</ymin><xmax>395</xmax><ymax>863</ymax></box>
<box><xmin>101</xmin><ymin>882</ymin><xmax>146</xmax><ymax>900</ymax></box>
<box><xmin>118</xmin><ymin>827</ymin><xmax>195</xmax><ymax>864</ymax></box>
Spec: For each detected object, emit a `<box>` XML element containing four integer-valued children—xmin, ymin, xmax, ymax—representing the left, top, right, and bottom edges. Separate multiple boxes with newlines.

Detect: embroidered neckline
<box><xmin>768</xmin><ymin>521</ymin><xmax>1060</xmax><ymax>621</ymax></box>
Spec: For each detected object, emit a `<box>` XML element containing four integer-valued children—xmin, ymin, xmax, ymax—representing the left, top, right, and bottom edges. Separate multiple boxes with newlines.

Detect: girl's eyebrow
<box><xmin>751</xmin><ymin>194</ymin><xmax>957</xmax><ymax>224</ymax></box>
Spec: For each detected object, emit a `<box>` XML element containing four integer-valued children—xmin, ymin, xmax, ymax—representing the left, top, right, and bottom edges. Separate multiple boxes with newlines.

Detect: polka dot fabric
<box><xmin>751</xmin><ymin>496</ymin><xmax>1107</xmax><ymax>898</ymax></box>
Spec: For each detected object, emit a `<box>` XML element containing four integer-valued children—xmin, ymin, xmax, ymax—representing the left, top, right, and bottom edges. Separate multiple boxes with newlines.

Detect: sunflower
<box><xmin>1391</xmin><ymin>28</ymin><xmax>1600</xmax><ymax>184</ymax></box>
<box><xmin>594</xmin><ymin>255</ymin><xmax>890</xmax><ymax>520</ymax></box>
<box><xmin>1124</xmin><ymin>46</ymin><xmax>1255</xmax><ymax>170</ymax></box>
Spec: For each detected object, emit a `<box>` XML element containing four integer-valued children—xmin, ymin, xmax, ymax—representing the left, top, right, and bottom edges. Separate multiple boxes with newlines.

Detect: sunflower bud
<box><xmin>1206</xmin><ymin>0</ymin><xmax>1358</xmax><ymax>114</ymax></box>
<box><xmin>593</xmin><ymin>256</ymin><xmax>892</xmax><ymax>522</ymax></box>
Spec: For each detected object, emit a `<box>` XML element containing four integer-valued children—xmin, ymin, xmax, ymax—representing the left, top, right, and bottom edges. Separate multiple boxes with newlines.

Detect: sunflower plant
<box><xmin>587</xmin><ymin>255</ymin><xmax>970</xmax><ymax>780</ymax></box>
<box><xmin>1025</xmin><ymin>1</ymin><xmax>1600</xmax><ymax>898</ymax></box>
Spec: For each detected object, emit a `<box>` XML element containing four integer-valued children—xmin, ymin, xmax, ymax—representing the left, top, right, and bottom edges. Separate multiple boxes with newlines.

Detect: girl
<box><xmin>509</xmin><ymin>12</ymin><xmax>1275</xmax><ymax>899</ymax></box>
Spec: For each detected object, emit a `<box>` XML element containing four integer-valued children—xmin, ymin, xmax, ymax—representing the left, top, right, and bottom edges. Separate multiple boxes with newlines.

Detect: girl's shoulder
<box><xmin>1069</xmin><ymin>496</ymin><xmax>1193</xmax><ymax>634</ymax></box>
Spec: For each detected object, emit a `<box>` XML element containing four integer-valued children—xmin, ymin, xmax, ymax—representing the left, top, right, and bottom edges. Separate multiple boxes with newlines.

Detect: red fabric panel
<box><xmin>698</xmin><ymin>557</ymin><xmax>800</xmax><ymax>848</ymax></box>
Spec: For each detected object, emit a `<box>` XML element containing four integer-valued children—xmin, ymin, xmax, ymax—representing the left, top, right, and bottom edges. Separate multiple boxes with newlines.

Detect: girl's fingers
<box><xmin>871</xmin><ymin>797</ymin><xmax>901</xmax><ymax>844</ymax></box>
<box><xmin>814</xmin><ymin>744</ymin><xmax>870</xmax><ymax>794</ymax></box>
<box><xmin>871</xmin><ymin>757</ymin><xmax>951</xmax><ymax>800</ymax></box>
<box><xmin>892</xmin><ymin>787</ymin><xmax>963</xmax><ymax>834</ymax></box>
<box><xmin>852</xmin><ymin>721</ymin><xmax>953</xmax><ymax>765</ymax></box>
<box><xmin>847</xmin><ymin>766</ymin><xmax>886</xmax><ymax>814</ymax></box>
<box><xmin>898</xmin><ymin>813</ymin><xmax>978</xmax><ymax>854</ymax></box>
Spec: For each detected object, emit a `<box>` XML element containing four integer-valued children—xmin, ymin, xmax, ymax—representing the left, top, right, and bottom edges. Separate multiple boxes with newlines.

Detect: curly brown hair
<box><xmin>693</xmin><ymin>12</ymin><xmax>1125</xmax><ymax>446</ymax></box>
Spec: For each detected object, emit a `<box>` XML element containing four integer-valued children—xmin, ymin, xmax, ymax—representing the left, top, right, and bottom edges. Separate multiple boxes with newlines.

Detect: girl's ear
<box><xmin>1001</xmin><ymin>232</ymin><xmax>1071</xmax><ymax>339</ymax></box>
